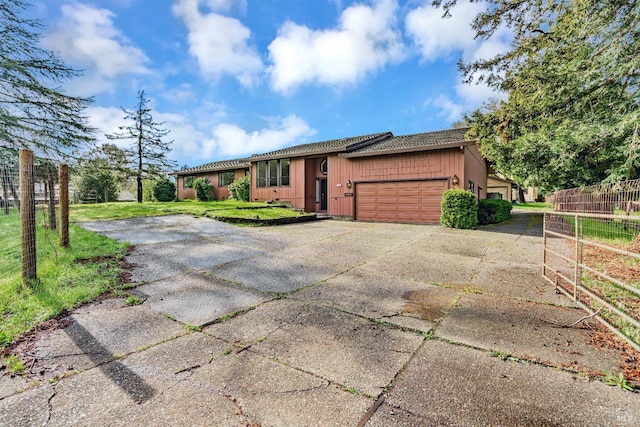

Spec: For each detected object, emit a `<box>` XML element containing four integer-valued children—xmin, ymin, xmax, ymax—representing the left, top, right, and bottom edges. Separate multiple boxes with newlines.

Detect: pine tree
<box><xmin>442</xmin><ymin>0</ymin><xmax>640</xmax><ymax>191</ymax></box>
<box><xmin>0</xmin><ymin>0</ymin><xmax>94</xmax><ymax>156</ymax></box>
<box><xmin>107</xmin><ymin>91</ymin><xmax>177</xmax><ymax>203</ymax></box>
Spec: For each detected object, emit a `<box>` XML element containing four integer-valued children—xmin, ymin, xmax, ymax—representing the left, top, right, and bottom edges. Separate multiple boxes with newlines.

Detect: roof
<box><xmin>175</xmin><ymin>158</ymin><xmax>250</xmax><ymax>175</ymax></box>
<box><xmin>341</xmin><ymin>128</ymin><xmax>473</xmax><ymax>158</ymax></box>
<box><xmin>248</xmin><ymin>132</ymin><xmax>392</xmax><ymax>161</ymax></box>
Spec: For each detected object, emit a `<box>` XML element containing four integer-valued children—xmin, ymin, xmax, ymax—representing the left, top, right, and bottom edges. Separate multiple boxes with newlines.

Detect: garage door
<box><xmin>355</xmin><ymin>180</ymin><xmax>447</xmax><ymax>223</ymax></box>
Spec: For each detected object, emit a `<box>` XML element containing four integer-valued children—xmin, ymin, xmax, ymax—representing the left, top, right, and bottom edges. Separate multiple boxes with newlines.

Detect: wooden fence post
<box><xmin>19</xmin><ymin>149</ymin><xmax>36</xmax><ymax>283</ymax></box>
<box><xmin>59</xmin><ymin>164</ymin><xmax>69</xmax><ymax>247</ymax></box>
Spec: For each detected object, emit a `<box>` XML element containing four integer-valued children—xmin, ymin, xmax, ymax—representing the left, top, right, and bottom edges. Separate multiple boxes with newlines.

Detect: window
<box><xmin>280</xmin><ymin>158</ymin><xmax>290</xmax><ymax>186</ymax></box>
<box><xmin>219</xmin><ymin>171</ymin><xmax>235</xmax><ymax>187</ymax></box>
<box><xmin>468</xmin><ymin>180</ymin><xmax>475</xmax><ymax>193</ymax></box>
<box><xmin>256</xmin><ymin>159</ymin><xmax>290</xmax><ymax>187</ymax></box>
<box><xmin>320</xmin><ymin>159</ymin><xmax>327</xmax><ymax>175</ymax></box>
<box><xmin>268</xmin><ymin>160</ymin><xmax>278</xmax><ymax>186</ymax></box>
<box><xmin>257</xmin><ymin>162</ymin><xmax>267</xmax><ymax>187</ymax></box>
<box><xmin>183</xmin><ymin>175</ymin><xmax>195</xmax><ymax>189</ymax></box>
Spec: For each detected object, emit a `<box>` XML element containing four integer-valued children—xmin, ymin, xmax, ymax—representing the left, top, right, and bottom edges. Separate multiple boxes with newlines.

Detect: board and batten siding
<box><xmin>328</xmin><ymin>148</ymin><xmax>465</xmax><ymax>218</ymax></box>
<box><xmin>463</xmin><ymin>145</ymin><xmax>488</xmax><ymax>200</ymax></box>
<box><xmin>250</xmin><ymin>157</ymin><xmax>306</xmax><ymax>209</ymax></box>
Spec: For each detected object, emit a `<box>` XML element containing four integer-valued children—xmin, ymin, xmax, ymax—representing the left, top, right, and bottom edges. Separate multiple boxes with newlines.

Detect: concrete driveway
<box><xmin>1</xmin><ymin>213</ymin><xmax>639</xmax><ymax>426</ymax></box>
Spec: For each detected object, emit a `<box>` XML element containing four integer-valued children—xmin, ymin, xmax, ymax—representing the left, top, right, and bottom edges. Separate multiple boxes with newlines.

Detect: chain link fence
<box><xmin>544</xmin><ymin>179</ymin><xmax>640</xmax><ymax>351</ymax></box>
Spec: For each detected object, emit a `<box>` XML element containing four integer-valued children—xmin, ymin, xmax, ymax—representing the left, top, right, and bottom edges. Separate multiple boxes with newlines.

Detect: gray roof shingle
<box><xmin>249</xmin><ymin>132</ymin><xmax>392</xmax><ymax>160</ymax></box>
<box><xmin>174</xmin><ymin>128</ymin><xmax>473</xmax><ymax>174</ymax></box>
<box><xmin>175</xmin><ymin>158</ymin><xmax>250</xmax><ymax>175</ymax></box>
<box><xmin>341</xmin><ymin>128</ymin><xmax>473</xmax><ymax>157</ymax></box>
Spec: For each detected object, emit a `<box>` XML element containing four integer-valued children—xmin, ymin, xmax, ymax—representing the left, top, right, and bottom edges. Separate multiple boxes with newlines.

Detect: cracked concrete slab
<box><xmin>31</xmin><ymin>305</ymin><xmax>185</xmax><ymax>376</ymax></box>
<box><xmin>205</xmin><ymin>299</ymin><xmax>424</xmax><ymax>397</ymax></box>
<box><xmin>125</xmin><ymin>238</ymin><xmax>264</xmax><ymax>283</ymax></box>
<box><xmin>207</xmin><ymin>252</ymin><xmax>346</xmax><ymax>293</ymax></box>
<box><xmin>187</xmin><ymin>348</ymin><xmax>373</xmax><ymax>426</ymax></box>
<box><xmin>469</xmin><ymin>259</ymin><xmax>576</xmax><ymax>306</ymax></box>
<box><xmin>367</xmin><ymin>339</ymin><xmax>640</xmax><ymax>427</ymax></box>
<box><xmin>2</xmin><ymin>213</ymin><xmax>638</xmax><ymax>425</ymax></box>
<box><xmin>295</xmin><ymin>268</ymin><xmax>459</xmax><ymax>333</ymax></box>
<box><xmin>0</xmin><ymin>370</ymin><xmax>30</xmax><ymax>400</ymax></box>
<box><xmin>132</xmin><ymin>273</ymin><xmax>270</xmax><ymax>326</ymax></box>
<box><xmin>435</xmin><ymin>293</ymin><xmax>622</xmax><ymax>374</ymax></box>
<box><xmin>0</xmin><ymin>383</ymin><xmax>54</xmax><ymax>427</ymax></box>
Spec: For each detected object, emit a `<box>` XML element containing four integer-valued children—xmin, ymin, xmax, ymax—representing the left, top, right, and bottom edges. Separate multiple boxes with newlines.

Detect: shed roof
<box><xmin>341</xmin><ymin>128</ymin><xmax>473</xmax><ymax>158</ymax></box>
<box><xmin>249</xmin><ymin>132</ymin><xmax>392</xmax><ymax>161</ymax></box>
<box><xmin>175</xmin><ymin>158</ymin><xmax>250</xmax><ymax>175</ymax></box>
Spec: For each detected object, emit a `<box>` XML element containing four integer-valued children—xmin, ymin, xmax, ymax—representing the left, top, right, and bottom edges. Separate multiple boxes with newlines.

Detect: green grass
<box><xmin>560</xmin><ymin>215</ymin><xmax>639</xmax><ymax>245</ymax></box>
<box><xmin>512</xmin><ymin>202</ymin><xmax>551</xmax><ymax>211</ymax></box>
<box><xmin>69</xmin><ymin>200</ymin><xmax>307</xmax><ymax>223</ymax></box>
<box><xmin>0</xmin><ymin>215</ymin><xmax>128</xmax><ymax>349</ymax></box>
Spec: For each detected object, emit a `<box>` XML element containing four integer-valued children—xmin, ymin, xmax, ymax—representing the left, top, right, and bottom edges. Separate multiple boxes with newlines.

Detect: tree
<box><xmin>228</xmin><ymin>175</ymin><xmax>250</xmax><ymax>201</ymax></box>
<box><xmin>152</xmin><ymin>178</ymin><xmax>175</xmax><ymax>202</ymax></box>
<box><xmin>0</xmin><ymin>0</ymin><xmax>94</xmax><ymax>156</ymax></box>
<box><xmin>193</xmin><ymin>177</ymin><xmax>214</xmax><ymax>201</ymax></box>
<box><xmin>72</xmin><ymin>145</ymin><xmax>121</xmax><ymax>203</ymax></box>
<box><xmin>107</xmin><ymin>90</ymin><xmax>177</xmax><ymax>202</ymax></box>
<box><xmin>443</xmin><ymin>0</ymin><xmax>640</xmax><ymax>191</ymax></box>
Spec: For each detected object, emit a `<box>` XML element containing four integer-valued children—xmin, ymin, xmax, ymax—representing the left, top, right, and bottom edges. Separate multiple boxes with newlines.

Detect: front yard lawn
<box><xmin>70</xmin><ymin>200</ymin><xmax>311</xmax><ymax>224</ymax></box>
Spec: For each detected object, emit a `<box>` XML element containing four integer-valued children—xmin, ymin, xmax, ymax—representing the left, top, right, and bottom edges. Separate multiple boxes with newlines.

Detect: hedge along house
<box><xmin>248</xmin><ymin>127</ymin><xmax>487</xmax><ymax>224</ymax></box>
<box><xmin>175</xmin><ymin>158</ymin><xmax>250</xmax><ymax>200</ymax></box>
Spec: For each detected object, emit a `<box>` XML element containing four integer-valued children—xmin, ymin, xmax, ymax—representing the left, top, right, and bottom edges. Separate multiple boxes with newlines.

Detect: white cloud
<box><xmin>204</xmin><ymin>115</ymin><xmax>316</xmax><ymax>157</ymax></box>
<box><xmin>86</xmin><ymin>105</ymin><xmax>314</xmax><ymax>164</ymax></box>
<box><xmin>42</xmin><ymin>3</ymin><xmax>149</xmax><ymax>96</ymax></box>
<box><xmin>405</xmin><ymin>1</ymin><xmax>484</xmax><ymax>61</ymax></box>
<box><xmin>406</xmin><ymin>1</ymin><xmax>511</xmax><ymax>122</ymax></box>
<box><xmin>424</xmin><ymin>95</ymin><xmax>465</xmax><ymax>123</ymax></box>
<box><xmin>268</xmin><ymin>0</ymin><xmax>404</xmax><ymax>93</ymax></box>
<box><xmin>202</xmin><ymin>0</ymin><xmax>247</xmax><ymax>13</ymax></box>
<box><xmin>172</xmin><ymin>0</ymin><xmax>263</xmax><ymax>87</ymax></box>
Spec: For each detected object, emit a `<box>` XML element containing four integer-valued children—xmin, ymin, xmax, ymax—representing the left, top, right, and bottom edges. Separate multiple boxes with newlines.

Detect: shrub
<box><xmin>478</xmin><ymin>199</ymin><xmax>513</xmax><ymax>225</ymax></box>
<box><xmin>193</xmin><ymin>177</ymin><xmax>214</xmax><ymax>201</ymax></box>
<box><xmin>228</xmin><ymin>175</ymin><xmax>250</xmax><ymax>201</ymax></box>
<box><xmin>153</xmin><ymin>178</ymin><xmax>176</xmax><ymax>202</ymax></box>
<box><xmin>440</xmin><ymin>189</ymin><xmax>478</xmax><ymax>229</ymax></box>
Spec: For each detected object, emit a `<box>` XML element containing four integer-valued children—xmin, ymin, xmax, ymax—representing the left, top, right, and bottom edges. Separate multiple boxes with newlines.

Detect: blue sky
<box><xmin>31</xmin><ymin>0</ymin><xmax>510</xmax><ymax>168</ymax></box>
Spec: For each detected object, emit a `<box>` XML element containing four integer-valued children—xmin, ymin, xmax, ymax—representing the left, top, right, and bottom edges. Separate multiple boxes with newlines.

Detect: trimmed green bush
<box><xmin>478</xmin><ymin>199</ymin><xmax>513</xmax><ymax>225</ymax></box>
<box><xmin>152</xmin><ymin>178</ymin><xmax>176</xmax><ymax>202</ymax></box>
<box><xmin>228</xmin><ymin>175</ymin><xmax>250</xmax><ymax>201</ymax></box>
<box><xmin>440</xmin><ymin>189</ymin><xmax>478</xmax><ymax>229</ymax></box>
<box><xmin>193</xmin><ymin>177</ymin><xmax>214</xmax><ymax>201</ymax></box>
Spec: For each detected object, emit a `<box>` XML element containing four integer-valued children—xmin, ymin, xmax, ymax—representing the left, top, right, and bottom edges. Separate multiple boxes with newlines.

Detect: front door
<box><xmin>316</xmin><ymin>178</ymin><xmax>328</xmax><ymax>211</ymax></box>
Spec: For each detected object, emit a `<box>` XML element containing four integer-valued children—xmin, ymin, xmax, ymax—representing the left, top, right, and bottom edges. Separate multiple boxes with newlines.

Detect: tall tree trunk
<box><xmin>137</xmin><ymin>122</ymin><xmax>143</xmax><ymax>203</ymax></box>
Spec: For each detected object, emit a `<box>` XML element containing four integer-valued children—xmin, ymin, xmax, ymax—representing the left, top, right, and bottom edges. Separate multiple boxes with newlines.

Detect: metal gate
<box><xmin>542</xmin><ymin>180</ymin><xmax>640</xmax><ymax>352</ymax></box>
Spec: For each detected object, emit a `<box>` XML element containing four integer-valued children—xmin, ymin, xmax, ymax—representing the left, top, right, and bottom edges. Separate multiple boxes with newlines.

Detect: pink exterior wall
<box><xmin>250</xmin><ymin>157</ymin><xmax>307</xmax><ymax>209</ymax></box>
<box><xmin>247</xmin><ymin>145</ymin><xmax>485</xmax><ymax>219</ymax></box>
<box><xmin>177</xmin><ymin>169</ymin><xmax>247</xmax><ymax>200</ymax></box>
<box><xmin>463</xmin><ymin>145</ymin><xmax>487</xmax><ymax>200</ymax></box>
<box><xmin>327</xmin><ymin>148</ymin><xmax>466</xmax><ymax>218</ymax></box>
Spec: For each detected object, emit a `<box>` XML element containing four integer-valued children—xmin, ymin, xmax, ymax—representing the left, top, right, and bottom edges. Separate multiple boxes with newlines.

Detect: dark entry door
<box><xmin>318</xmin><ymin>178</ymin><xmax>327</xmax><ymax>211</ymax></box>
